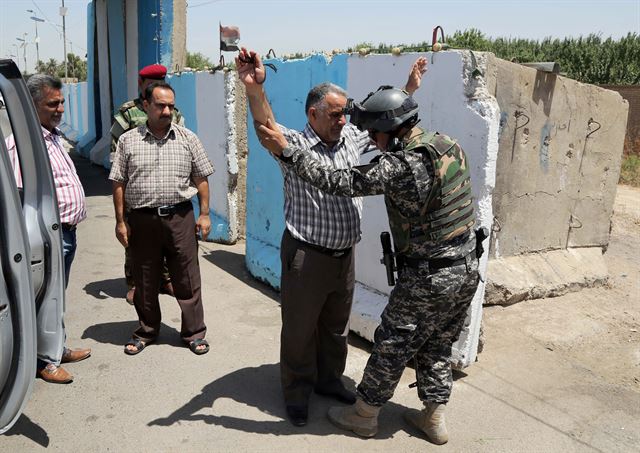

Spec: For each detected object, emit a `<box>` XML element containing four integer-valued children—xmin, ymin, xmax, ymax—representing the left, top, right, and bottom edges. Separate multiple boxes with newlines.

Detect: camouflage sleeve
<box><xmin>110</xmin><ymin>113</ymin><xmax>128</xmax><ymax>156</ymax></box>
<box><xmin>174</xmin><ymin>108</ymin><xmax>185</xmax><ymax>126</ymax></box>
<box><xmin>281</xmin><ymin>145</ymin><xmax>408</xmax><ymax>197</ymax></box>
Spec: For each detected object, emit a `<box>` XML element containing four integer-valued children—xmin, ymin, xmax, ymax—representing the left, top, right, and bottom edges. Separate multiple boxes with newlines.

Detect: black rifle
<box><xmin>380</xmin><ymin>232</ymin><xmax>396</xmax><ymax>286</ymax></box>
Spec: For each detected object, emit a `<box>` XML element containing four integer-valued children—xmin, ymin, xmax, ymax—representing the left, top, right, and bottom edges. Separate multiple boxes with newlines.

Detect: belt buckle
<box><xmin>157</xmin><ymin>206</ymin><xmax>171</xmax><ymax>217</ymax></box>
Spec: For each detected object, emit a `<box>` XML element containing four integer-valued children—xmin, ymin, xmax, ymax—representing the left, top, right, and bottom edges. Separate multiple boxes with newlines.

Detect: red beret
<box><xmin>138</xmin><ymin>64</ymin><xmax>167</xmax><ymax>80</ymax></box>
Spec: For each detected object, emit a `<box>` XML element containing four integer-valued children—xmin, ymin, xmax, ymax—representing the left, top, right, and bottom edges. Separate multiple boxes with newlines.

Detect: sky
<box><xmin>1</xmin><ymin>0</ymin><xmax>639</xmax><ymax>74</ymax></box>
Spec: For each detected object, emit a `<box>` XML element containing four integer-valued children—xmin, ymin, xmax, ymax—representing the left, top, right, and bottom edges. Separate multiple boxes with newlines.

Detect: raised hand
<box><xmin>235</xmin><ymin>47</ymin><xmax>266</xmax><ymax>91</ymax></box>
<box><xmin>405</xmin><ymin>57</ymin><xmax>428</xmax><ymax>95</ymax></box>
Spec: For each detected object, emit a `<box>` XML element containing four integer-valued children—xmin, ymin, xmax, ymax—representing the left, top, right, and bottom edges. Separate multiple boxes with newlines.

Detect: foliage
<box><xmin>620</xmin><ymin>154</ymin><xmax>640</xmax><ymax>187</ymax></box>
<box><xmin>186</xmin><ymin>52</ymin><xmax>213</xmax><ymax>70</ymax></box>
<box><xmin>35</xmin><ymin>53</ymin><xmax>87</xmax><ymax>81</ymax></box>
<box><xmin>348</xmin><ymin>31</ymin><xmax>640</xmax><ymax>85</ymax></box>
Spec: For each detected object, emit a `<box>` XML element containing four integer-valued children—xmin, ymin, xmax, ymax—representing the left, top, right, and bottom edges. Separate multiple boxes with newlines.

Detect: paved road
<box><xmin>2</xmin><ymin>153</ymin><xmax>639</xmax><ymax>452</ymax></box>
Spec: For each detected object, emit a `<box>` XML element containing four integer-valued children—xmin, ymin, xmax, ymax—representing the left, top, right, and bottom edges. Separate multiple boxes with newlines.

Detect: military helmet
<box><xmin>347</xmin><ymin>85</ymin><xmax>419</xmax><ymax>133</ymax></box>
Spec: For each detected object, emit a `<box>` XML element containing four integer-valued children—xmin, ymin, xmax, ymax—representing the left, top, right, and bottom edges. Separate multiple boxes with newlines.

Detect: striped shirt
<box><xmin>109</xmin><ymin>123</ymin><xmax>214</xmax><ymax>209</ymax></box>
<box><xmin>6</xmin><ymin>126</ymin><xmax>87</xmax><ymax>225</ymax></box>
<box><xmin>278</xmin><ymin>122</ymin><xmax>370</xmax><ymax>250</ymax></box>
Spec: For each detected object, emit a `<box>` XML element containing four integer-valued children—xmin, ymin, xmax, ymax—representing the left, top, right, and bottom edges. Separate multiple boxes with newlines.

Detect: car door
<box><xmin>0</xmin><ymin>59</ymin><xmax>66</xmax><ymax>434</ymax></box>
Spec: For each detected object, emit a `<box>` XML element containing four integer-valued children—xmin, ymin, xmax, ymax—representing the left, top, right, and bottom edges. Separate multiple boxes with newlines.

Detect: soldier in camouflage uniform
<box><xmin>110</xmin><ymin>64</ymin><xmax>184</xmax><ymax>304</ymax></box>
<box><xmin>256</xmin><ymin>85</ymin><xmax>480</xmax><ymax>444</ymax></box>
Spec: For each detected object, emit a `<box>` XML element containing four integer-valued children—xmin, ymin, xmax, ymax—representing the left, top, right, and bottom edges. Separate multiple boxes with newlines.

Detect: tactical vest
<box><xmin>388</xmin><ymin>129</ymin><xmax>475</xmax><ymax>253</ymax></box>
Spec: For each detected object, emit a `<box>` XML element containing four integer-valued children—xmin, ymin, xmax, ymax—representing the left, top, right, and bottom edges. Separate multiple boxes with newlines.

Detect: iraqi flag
<box><xmin>220</xmin><ymin>24</ymin><xmax>240</xmax><ymax>52</ymax></box>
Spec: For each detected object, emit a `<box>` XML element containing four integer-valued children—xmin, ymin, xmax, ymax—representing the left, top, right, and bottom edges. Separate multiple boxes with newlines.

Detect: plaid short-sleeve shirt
<box><xmin>109</xmin><ymin>123</ymin><xmax>214</xmax><ymax>209</ymax></box>
<box><xmin>278</xmin><ymin>122</ymin><xmax>370</xmax><ymax>250</ymax></box>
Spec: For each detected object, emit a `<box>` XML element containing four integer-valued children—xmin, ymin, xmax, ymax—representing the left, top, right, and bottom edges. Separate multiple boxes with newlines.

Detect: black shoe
<box><xmin>286</xmin><ymin>405</ymin><xmax>308</xmax><ymax>427</ymax></box>
<box><xmin>314</xmin><ymin>385</ymin><xmax>357</xmax><ymax>405</ymax></box>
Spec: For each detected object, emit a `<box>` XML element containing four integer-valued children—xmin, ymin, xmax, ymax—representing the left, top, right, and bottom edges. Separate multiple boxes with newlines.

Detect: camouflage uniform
<box><xmin>110</xmin><ymin>98</ymin><xmax>184</xmax><ymax>289</ymax></box>
<box><xmin>280</xmin><ymin>126</ymin><xmax>480</xmax><ymax>406</ymax></box>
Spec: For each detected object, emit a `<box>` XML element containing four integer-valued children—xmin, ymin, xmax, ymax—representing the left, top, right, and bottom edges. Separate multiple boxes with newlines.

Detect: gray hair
<box><xmin>27</xmin><ymin>74</ymin><xmax>63</xmax><ymax>104</ymax></box>
<box><xmin>305</xmin><ymin>82</ymin><xmax>347</xmax><ymax>114</ymax></box>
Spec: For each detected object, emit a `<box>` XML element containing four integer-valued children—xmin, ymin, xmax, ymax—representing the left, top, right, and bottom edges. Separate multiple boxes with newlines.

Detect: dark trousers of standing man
<box><xmin>279</xmin><ymin>229</ymin><xmax>355</xmax><ymax>406</ymax></box>
<box><xmin>127</xmin><ymin>202</ymin><xmax>207</xmax><ymax>343</ymax></box>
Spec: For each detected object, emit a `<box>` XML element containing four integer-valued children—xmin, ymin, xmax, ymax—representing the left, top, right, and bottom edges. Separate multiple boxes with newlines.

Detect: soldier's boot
<box><xmin>404</xmin><ymin>402</ymin><xmax>449</xmax><ymax>445</ymax></box>
<box><xmin>327</xmin><ymin>397</ymin><xmax>380</xmax><ymax>438</ymax></box>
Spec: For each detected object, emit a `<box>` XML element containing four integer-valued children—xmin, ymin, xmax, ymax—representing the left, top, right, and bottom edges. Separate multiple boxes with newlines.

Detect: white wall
<box><xmin>347</xmin><ymin>52</ymin><xmax>499</xmax><ymax>367</ymax></box>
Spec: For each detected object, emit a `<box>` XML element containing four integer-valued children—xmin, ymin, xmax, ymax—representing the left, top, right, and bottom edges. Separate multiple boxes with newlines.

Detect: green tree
<box><xmin>58</xmin><ymin>53</ymin><xmax>87</xmax><ymax>81</ymax></box>
<box><xmin>186</xmin><ymin>52</ymin><xmax>213</xmax><ymax>70</ymax></box>
<box><xmin>36</xmin><ymin>58</ymin><xmax>60</xmax><ymax>77</ymax></box>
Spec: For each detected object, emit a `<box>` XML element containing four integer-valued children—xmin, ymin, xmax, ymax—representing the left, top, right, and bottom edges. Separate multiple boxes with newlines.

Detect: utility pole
<box><xmin>60</xmin><ymin>0</ymin><xmax>68</xmax><ymax>80</ymax></box>
<box><xmin>27</xmin><ymin>10</ymin><xmax>45</xmax><ymax>67</ymax></box>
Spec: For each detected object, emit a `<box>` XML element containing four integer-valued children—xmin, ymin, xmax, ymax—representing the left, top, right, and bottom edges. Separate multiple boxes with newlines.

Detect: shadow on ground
<box><xmin>82</xmin><ymin>321</ymin><xmax>184</xmax><ymax>348</ymax></box>
<box><xmin>83</xmin><ymin>277</ymin><xmax>128</xmax><ymax>300</ymax></box>
<box><xmin>147</xmin><ymin>363</ymin><xmax>421</xmax><ymax>439</ymax></box>
<box><xmin>202</xmin><ymin>248</ymin><xmax>280</xmax><ymax>304</ymax></box>
<box><xmin>70</xmin><ymin>150</ymin><xmax>111</xmax><ymax>197</ymax></box>
<box><xmin>5</xmin><ymin>414</ymin><xmax>49</xmax><ymax>447</ymax></box>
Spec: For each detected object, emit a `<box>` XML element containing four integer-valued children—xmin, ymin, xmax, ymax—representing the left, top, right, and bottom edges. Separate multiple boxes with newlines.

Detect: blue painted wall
<box><xmin>107</xmin><ymin>0</ymin><xmax>128</xmax><ymax>112</ymax></box>
<box><xmin>166</xmin><ymin>72</ymin><xmax>198</xmax><ymax>131</ymax></box>
<box><xmin>137</xmin><ymin>0</ymin><xmax>174</xmax><ymax>69</ymax></box>
<box><xmin>245</xmin><ymin>54</ymin><xmax>348</xmax><ymax>288</ymax></box>
<box><xmin>159</xmin><ymin>0</ymin><xmax>174</xmax><ymax>70</ymax></box>
<box><xmin>138</xmin><ymin>0</ymin><xmax>160</xmax><ymax>67</ymax></box>
<box><xmin>77</xmin><ymin>1</ymin><xmax>96</xmax><ymax>156</ymax></box>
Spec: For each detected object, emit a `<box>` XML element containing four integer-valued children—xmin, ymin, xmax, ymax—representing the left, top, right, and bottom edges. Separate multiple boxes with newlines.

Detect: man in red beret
<box><xmin>109</xmin><ymin>64</ymin><xmax>184</xmax><ymax>305</ymax></box>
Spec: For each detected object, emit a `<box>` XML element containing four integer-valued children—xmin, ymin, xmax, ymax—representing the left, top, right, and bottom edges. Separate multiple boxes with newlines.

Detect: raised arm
<box><xmin>235</xmin><ymin>47</ymin><xmax>276</xmax><ymax>126</ymax></box>
<box><xmin>404</xmin><ymin>56</ymin><xmax>428</xmax><ymax>95</ymax></box>
<box><xmin>255</xmin><ymin>119</ymin><xmax>396</xmax><ymax>198</ymax></box>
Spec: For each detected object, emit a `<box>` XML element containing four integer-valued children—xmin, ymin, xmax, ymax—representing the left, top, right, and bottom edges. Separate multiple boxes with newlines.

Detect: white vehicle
<box><xmin>0</xmin><ymin>60</ymin><xmax>66</xmax><ymax>434</ymax></box>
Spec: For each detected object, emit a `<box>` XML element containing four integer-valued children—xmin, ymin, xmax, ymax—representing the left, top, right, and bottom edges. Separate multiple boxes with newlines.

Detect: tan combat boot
<box><xmin>327</xmin><ymin>397</ymin><xmax>381</xmax><ymax>438</ymax></box>
<box><xmin>404</xmin><ymin>402</ymin><xmax>449</xmax><ymax>444</ymax></box>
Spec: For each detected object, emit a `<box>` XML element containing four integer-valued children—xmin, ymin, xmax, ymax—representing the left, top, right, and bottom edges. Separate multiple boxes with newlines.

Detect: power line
<box><xmin>187</xmin><ymin>0</ymin><xmax>226</xmax><ymax>8</ymax></box>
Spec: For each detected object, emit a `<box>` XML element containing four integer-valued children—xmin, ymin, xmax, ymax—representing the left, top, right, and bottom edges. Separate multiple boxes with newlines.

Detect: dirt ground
<box><xmin>2</xmin><ymin>156</ymin><xmax>638</xmax><ymax>452</ymax></box>
<box><xmin>482</xmin><ymin>185</ymin><xmax>639</xmax><ymax>391</ymax></box>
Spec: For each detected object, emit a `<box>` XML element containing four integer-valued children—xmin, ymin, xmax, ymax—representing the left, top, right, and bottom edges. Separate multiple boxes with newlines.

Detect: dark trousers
<box><xmin>124</xmin><ymin>211</ymin><xmax>171</xmax><ymax>289</ymax></box>
<box><xmin>279</xmin><ymin>229</ymin><xmax>355</xmax><ymax>405</ymax></box>
<box><xmin>128</xmin><ymin>203</ymin><xmax>206</xmax><ymax>343</ymax></box>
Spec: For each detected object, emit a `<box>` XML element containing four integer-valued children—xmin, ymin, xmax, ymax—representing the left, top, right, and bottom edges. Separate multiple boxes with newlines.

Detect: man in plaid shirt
<box><xmin>109</xmin><ymin>81</ymin><xmax>214</xmax><ymax>356</ymax></box>
<box><xmin>236</xmin><ymin>48</ymin><xmax>426</xmax><ymax>426</ymax></box>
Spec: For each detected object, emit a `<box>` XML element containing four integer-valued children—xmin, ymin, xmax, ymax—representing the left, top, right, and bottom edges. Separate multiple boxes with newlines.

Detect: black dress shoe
<box><xmin>314</xmin><ymin>385</ymin><xmax>357</xmax><ymax>404</ymax></box>
<box><xmin>286</xmin><ymin>405</ymin><xmax>308</xmax><ymax>427</ymax></box>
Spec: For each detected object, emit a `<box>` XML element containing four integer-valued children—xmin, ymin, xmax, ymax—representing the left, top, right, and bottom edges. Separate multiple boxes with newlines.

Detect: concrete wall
<box><xmin>486</xmin><ymin>57</ymin><xmax>629</xmax><ymax>257</ymax></box>
<box><xmin>244</xmin><ymin>54</ymin><xmax>348</xmax><ymax>287</ymax></box>
<box><xmin>63</xmin><ymin>11</ymin><xmax>629</xmax><ymax>362</ymax></box>
<box><xmin>243</xmin><ymin>51</ymin><xmax>499</xmax><ymax>367</ymax></box>
<box><xmin>165</xmin><ymin>70</ymin><xmax>241</xmax><ymax>243</ymax></box>
<box><xmin>601</xmin><ymin>85</ymin><xmax>640</xmax><ymax>155</ymax></box>
<box><xmin>64</xmin><ymin>1</ymin><xmax>238</xmax><ymax>243</ymax></box>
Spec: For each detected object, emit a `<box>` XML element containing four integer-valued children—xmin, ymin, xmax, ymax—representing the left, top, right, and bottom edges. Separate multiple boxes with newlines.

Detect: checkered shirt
<box><xmin>109</xmin><ymin>123</ymin><xmax>214</xmax><ymax>209</ymax></box>
<box><xmin>278</xmin><ymin>122</ymin><xmax>370</xmax><ymax>250</ymax></box>
<box><xmin>6</xmin><ymin>126</ymin><xmax>87</xmax><ymax>225</ymax></box>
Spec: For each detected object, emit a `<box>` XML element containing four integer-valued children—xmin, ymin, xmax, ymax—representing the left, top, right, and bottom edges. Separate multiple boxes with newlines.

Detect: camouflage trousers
<box><xmin>357</xmin><ymin>256</ymin><xmax>479</xmax><ymax>406</ymax></box>
<box><xmin>123</xmin><ymin>212</ymin><xmax>171</xmax><ymax>289</ymax></box>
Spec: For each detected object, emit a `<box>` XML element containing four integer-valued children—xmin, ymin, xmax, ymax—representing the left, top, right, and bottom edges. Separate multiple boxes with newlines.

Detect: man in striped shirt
<box><xmin>6</xmin><ymin>74</ymin><xmax>91</xmax><ymax>384</ymax></box>
<box><xmin>236</xmin><ymin>48</ymin><xmax>426</xmax><ymax>426</ymax></box>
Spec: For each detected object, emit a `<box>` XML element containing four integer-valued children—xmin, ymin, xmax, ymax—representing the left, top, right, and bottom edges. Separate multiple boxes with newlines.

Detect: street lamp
<box><xmin>16</xmin><ymin>34</ymin><xmax>28</xmax><ymax>74</ymax></box>
<box><xmin>27</xmin><ymin>10</ymin><xmax>45</xmax><ymax>66</ymax></box>
<box><xmin>60</xmin><ymin>0</ymin><xmax>68</xmax><ymax>80</ymax></box>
